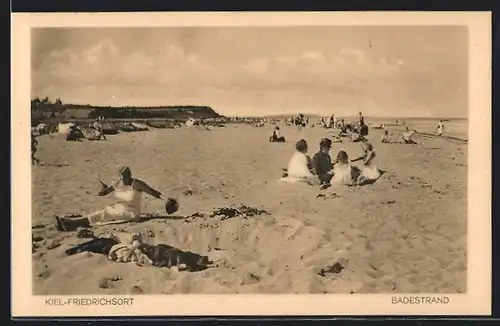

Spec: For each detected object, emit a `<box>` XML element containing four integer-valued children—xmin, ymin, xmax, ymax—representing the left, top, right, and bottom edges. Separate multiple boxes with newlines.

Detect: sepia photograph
<box><xmin>12</xmin><ymin>12</ymin><xmax>491</xmax><ymax>316</ymax></box>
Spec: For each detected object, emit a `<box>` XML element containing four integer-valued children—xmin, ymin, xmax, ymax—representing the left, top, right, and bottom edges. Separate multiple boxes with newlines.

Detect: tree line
<box><xmin>31</xmin><ymin>97</ymin><xmax>221</xmax><ymax>124</ymax></box>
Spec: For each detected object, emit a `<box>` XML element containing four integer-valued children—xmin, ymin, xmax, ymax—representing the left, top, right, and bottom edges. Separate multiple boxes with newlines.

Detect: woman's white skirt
<box><xmin>361</xmin><ymin>165</ymin><xmax>381</xmax><ymax>180</ymax></box>
<box><xmin>86</xmin><ymin>203</ymin><xmax>141</xmax><ymax>226</ymax></box>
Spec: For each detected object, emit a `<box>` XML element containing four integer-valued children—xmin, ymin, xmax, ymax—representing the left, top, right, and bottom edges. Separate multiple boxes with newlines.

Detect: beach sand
<box><xmin>31</xmin><ymin>122</ymin><xmax>467</xmax><ymax>294</ymax></box>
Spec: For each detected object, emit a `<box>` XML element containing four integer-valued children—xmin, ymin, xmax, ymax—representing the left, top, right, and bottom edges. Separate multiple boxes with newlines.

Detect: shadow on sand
<box><xmin>137</xmin><ymin>214</ymin><xmax>188</xmax><ymax>222</ymax></box>
<box><xmin>38</xmin><ymin>163</ymin><xmax>71</xmax><ymax>167</ymax></box>
<box><xmin>65</xmin><ymin>237</ymin><xmax>211</xmax><ymax>272</ymax></box>
<box><xmin>358</xmin><ymin>169</ymin><xmax>387</xmax><ymax>186</ymax></box>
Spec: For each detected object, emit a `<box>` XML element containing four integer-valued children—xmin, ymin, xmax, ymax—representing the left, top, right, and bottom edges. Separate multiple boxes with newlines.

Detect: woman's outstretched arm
<box><xmin>133</xmin><ymin>179</ymin><xmax>163</xmax><ymax>199</ymax></box>
<box><xmin>364</xmin><ymin>151</ymin><xmax>375</xmax><ymax>165</ymax></box>
<box><xmin>98</xmin><ymin>180</ymin><xmax>115</xmax><ymax>196</ymax></box>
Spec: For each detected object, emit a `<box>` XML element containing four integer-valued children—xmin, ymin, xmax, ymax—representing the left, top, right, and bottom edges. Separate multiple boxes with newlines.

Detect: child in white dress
<box><xmin>331</xmin><ymin>150</ymin><xmax>360</xmax><ymax>185</ymax></box>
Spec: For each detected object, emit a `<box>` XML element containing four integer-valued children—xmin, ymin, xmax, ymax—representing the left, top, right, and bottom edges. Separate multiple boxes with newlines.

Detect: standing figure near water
<box><xmin>55</xmin><ymin>166</ymin><xmax>168</xmax><ymax>231</ymax></box>
<box><xmin>351</xmin><ymin>142</ymin><xmax>382</xmax><ymax>185</ymax></box>
<box><xmin>269</xmin><ymin>126</ymin><xmax>286</xmax><ymax>142</ymax></box>
<box><xmin>437</xmin><ymin>120</ymin><xmax>445</xmax><ymax>136</ymax></box>
<box><xmin>358</xmin><ymin>112</ymin><xmax>365</xmax><ymax>127</ymax></box>
<box><xmin>31</xmin><ymin>133</ymin><xmax>40</xmax><ymax>165</ymax></box>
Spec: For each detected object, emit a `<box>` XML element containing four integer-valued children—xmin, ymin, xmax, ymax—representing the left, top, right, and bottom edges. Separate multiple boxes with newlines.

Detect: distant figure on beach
<box><xmin>281</xmin><ymin>139</ymin><xmax>316</xmax><ymax>181</ymax></box>
<box><xmin>402</xmin><ymin>127</ymin><xmax>418</xmax><ymax>144</ymax></box>
<box><xmin>91</xmin><ymin>119</ymin><xmax>107</xmax><ymax>140</ymax></box>
<box><xmin>269</xmin><ymin>126</ymin><xmax>286</xmax><ymax>142</ymax></box>
<box><xmin>331</xmin><ymin>150</ymin><xmax>361</xmax><ymax>186</ymax></box>
<box><xmin>336</xmin><ymin>118</ymin><xmax>344</xmax><ymax>130</ymax></box>
<box><xmin>31</xmin><ymin>133</ymin><xmax>40</xmax><ymax>165</ymax></box>
<box><xmin>381</xmin><ymin>130</ymin><xmax>390</xmax><ymax>143</ymax></box>
<box><xmin>65</xmin><ymin>125</ymin><xmax>83</xmax><ymax>141</ymax></box>
<box><xmin>328</xmin><ymin>114</ymin><xmax>335</xmax><ymax>129</ymax></box>
<box><xmin>437</xmin><ymin>120</ymin><xmax>445</xmax><ymax>136</ymax></box>
<box><xmin>312</xmin><ymin>138</ymin><xmax>335</xmax><ymax>187</ymax></box>
<box><xmin>351</xmin><ymin>142</ymin><xmax>382</xmax><ymax>185</ymax></box>
<box><xmin>358</xmin><ymin>112</ymin><xmax>365</xmax><ymax>127</ymax></box>
<box><xmin>295</xmin><ymin>113</ymin><xmax>305</xmax><ymax>131</ymax></box>
<box><xmin>55</xmin><ymin>166</ymin><xmax>167</xmax><ymax>231</ymax></box>
<box><xmin>349</xmin><ymin>130</ymin><xmax>367</xmax><ymax>143</ymax></box>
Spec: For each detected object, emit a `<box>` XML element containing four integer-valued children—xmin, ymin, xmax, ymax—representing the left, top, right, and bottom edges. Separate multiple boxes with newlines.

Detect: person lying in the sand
<box><xmin>402</xmin><ymin>127</ymin><xmax>418</xmax><ymax>144</ymax></box>
<box><xmin>331</xmin><ymin>150</ymin><xmax>361</xmax><ymax>186</ymax></box>
<box><xmin>349</xmin><ymin>131</ymin><xmax>367</xmax><ymax>143</ymax></box>
<box><xmin>351</xmin><ymin>142</ymin><xmax>382</xmax><ymax>185</ymax></box>
<box><xmin>55</xmin><ymin>165</ymin><xmax>167</xmax><ymax>231</ymax></box>
<box><xmin>281</xmin><ymin>139</ymin><xmax>315</xmax><ymax>180</ymax></box>
<box><xmin>269</xmin><ymin>126</ymin><xmax>286</xmax><ymax>142</ymax></box>
<box><xmin>312</xmin><ymin>138</ymin><xmax>336</xmax><ymax>186</ymax></box>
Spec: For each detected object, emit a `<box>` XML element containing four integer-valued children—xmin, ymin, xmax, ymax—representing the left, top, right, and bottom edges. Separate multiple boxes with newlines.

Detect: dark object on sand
<box><xmin>318</xmin><ymin>262</ymin><xmax>345</xmax><ymax>276</ymax></box>
<box><xmin>65</xmin><ymin>237</ymin><xmax>119</xmax><ymax>256</ymax></box>
<box><xmin>359</xmin><ymin>124</ymin><xmax>369</xmax><ymax>136</ymax></box>
<box><xmin>140</xmin><ymin>243</ymin><xmax>212</xmax><ymax>272</ymax></box>
<box><xmin>211</xmin><ymin>204</ymin><xmax>270</xmax><ymax>220</ymax></box>
<box><xmin>269</xmin><ymin>135</ymin><xmax>286</xmax><ymax>142</ymax></box>
<box><xmin>165</xmin><ymin>198</ymin><xmax>179</xmax><ymax>214</ymax></box>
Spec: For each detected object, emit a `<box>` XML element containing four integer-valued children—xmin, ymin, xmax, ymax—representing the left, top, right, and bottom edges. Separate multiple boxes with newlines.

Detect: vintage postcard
<box><xmin>11</xmin><ymin>12</ymin><xmax>491</xmax><ymax>317</ymax></box>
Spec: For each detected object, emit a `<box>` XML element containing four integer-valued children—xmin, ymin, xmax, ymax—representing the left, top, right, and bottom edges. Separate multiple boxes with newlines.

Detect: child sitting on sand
<box><xmin>55</xmin><ymin>166</ymin><xmax>169</xmax><ymax>231</ymax></box>
<box><xmin>331</xmin><ymin>150</ymin><xmax>361</xmax><ymax>186</ymax></box>
<box><xmin>269</xmin><ymin>126</ymin><xmax>286</xmax><ymax>142</ymax></box>
<box><xmin>351</xmin><ymin>142</ymin><xmax>382</xmax><ymax>185</ymax></box>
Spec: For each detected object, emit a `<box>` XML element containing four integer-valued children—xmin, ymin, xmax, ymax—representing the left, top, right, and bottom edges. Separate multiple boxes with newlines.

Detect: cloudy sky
<box><xmin>32</xmin><ymin>26</ymin><xmax>468</xmax><ymax>117</ymax></box>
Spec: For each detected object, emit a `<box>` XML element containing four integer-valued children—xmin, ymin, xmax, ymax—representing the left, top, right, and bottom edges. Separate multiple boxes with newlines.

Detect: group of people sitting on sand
<box><xmin>380</xmin><ymin>127</ymin><xmax>418</xmax><ymax>145</ymax></box>
<box><xmin>281</xmin><ymin>137</ymin><xmax>381</xmax><ymax>188</ymax></box>
<box><xmin>65</xmin><ymin>120</ymin><xmax>107</xmax><ymax>141</ymax></box>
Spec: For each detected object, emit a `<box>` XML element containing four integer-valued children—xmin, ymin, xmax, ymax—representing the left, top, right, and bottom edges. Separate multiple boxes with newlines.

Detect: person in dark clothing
<box><xmin>269</xmin><ymin>126</ymin><xmax>286</xmax><ymax>142</ymax></box>
<box><xmin>31</xmin><ymin>133</ymin><xmax>40</xmax><ymax>165</ymax></box>
<box><xmin>312</xmin><ymin>138</ymin><xmax>336</xmax><ymax>187</ymax></box>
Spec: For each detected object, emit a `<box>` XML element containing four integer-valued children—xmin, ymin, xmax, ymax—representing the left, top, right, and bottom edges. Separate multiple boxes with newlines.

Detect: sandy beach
<box><xmin>31</xmin><ymin>121</ymin><xmax>467</xmax><ymax>295</ymax></box>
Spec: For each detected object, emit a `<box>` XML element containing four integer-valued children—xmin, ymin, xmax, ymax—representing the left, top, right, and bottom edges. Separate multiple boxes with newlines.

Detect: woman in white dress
<box><xmin>55</xmin><ymin>166</ymin><xmax>167</xmax><ymax>231</ymax></box>
<box><xmin>351</xmin><ymin>142</ymin><xmax>382</xmax><ymax>185</ymax></box>
<box><xmin>437</xmin><ymin>120</ymin><xmax>444</xmax><ymax>136</ymax></box>
<box><xmin>280</xmin><ymin>139</ymin><xmax>317</xmax><ymax>184</ymax></box>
